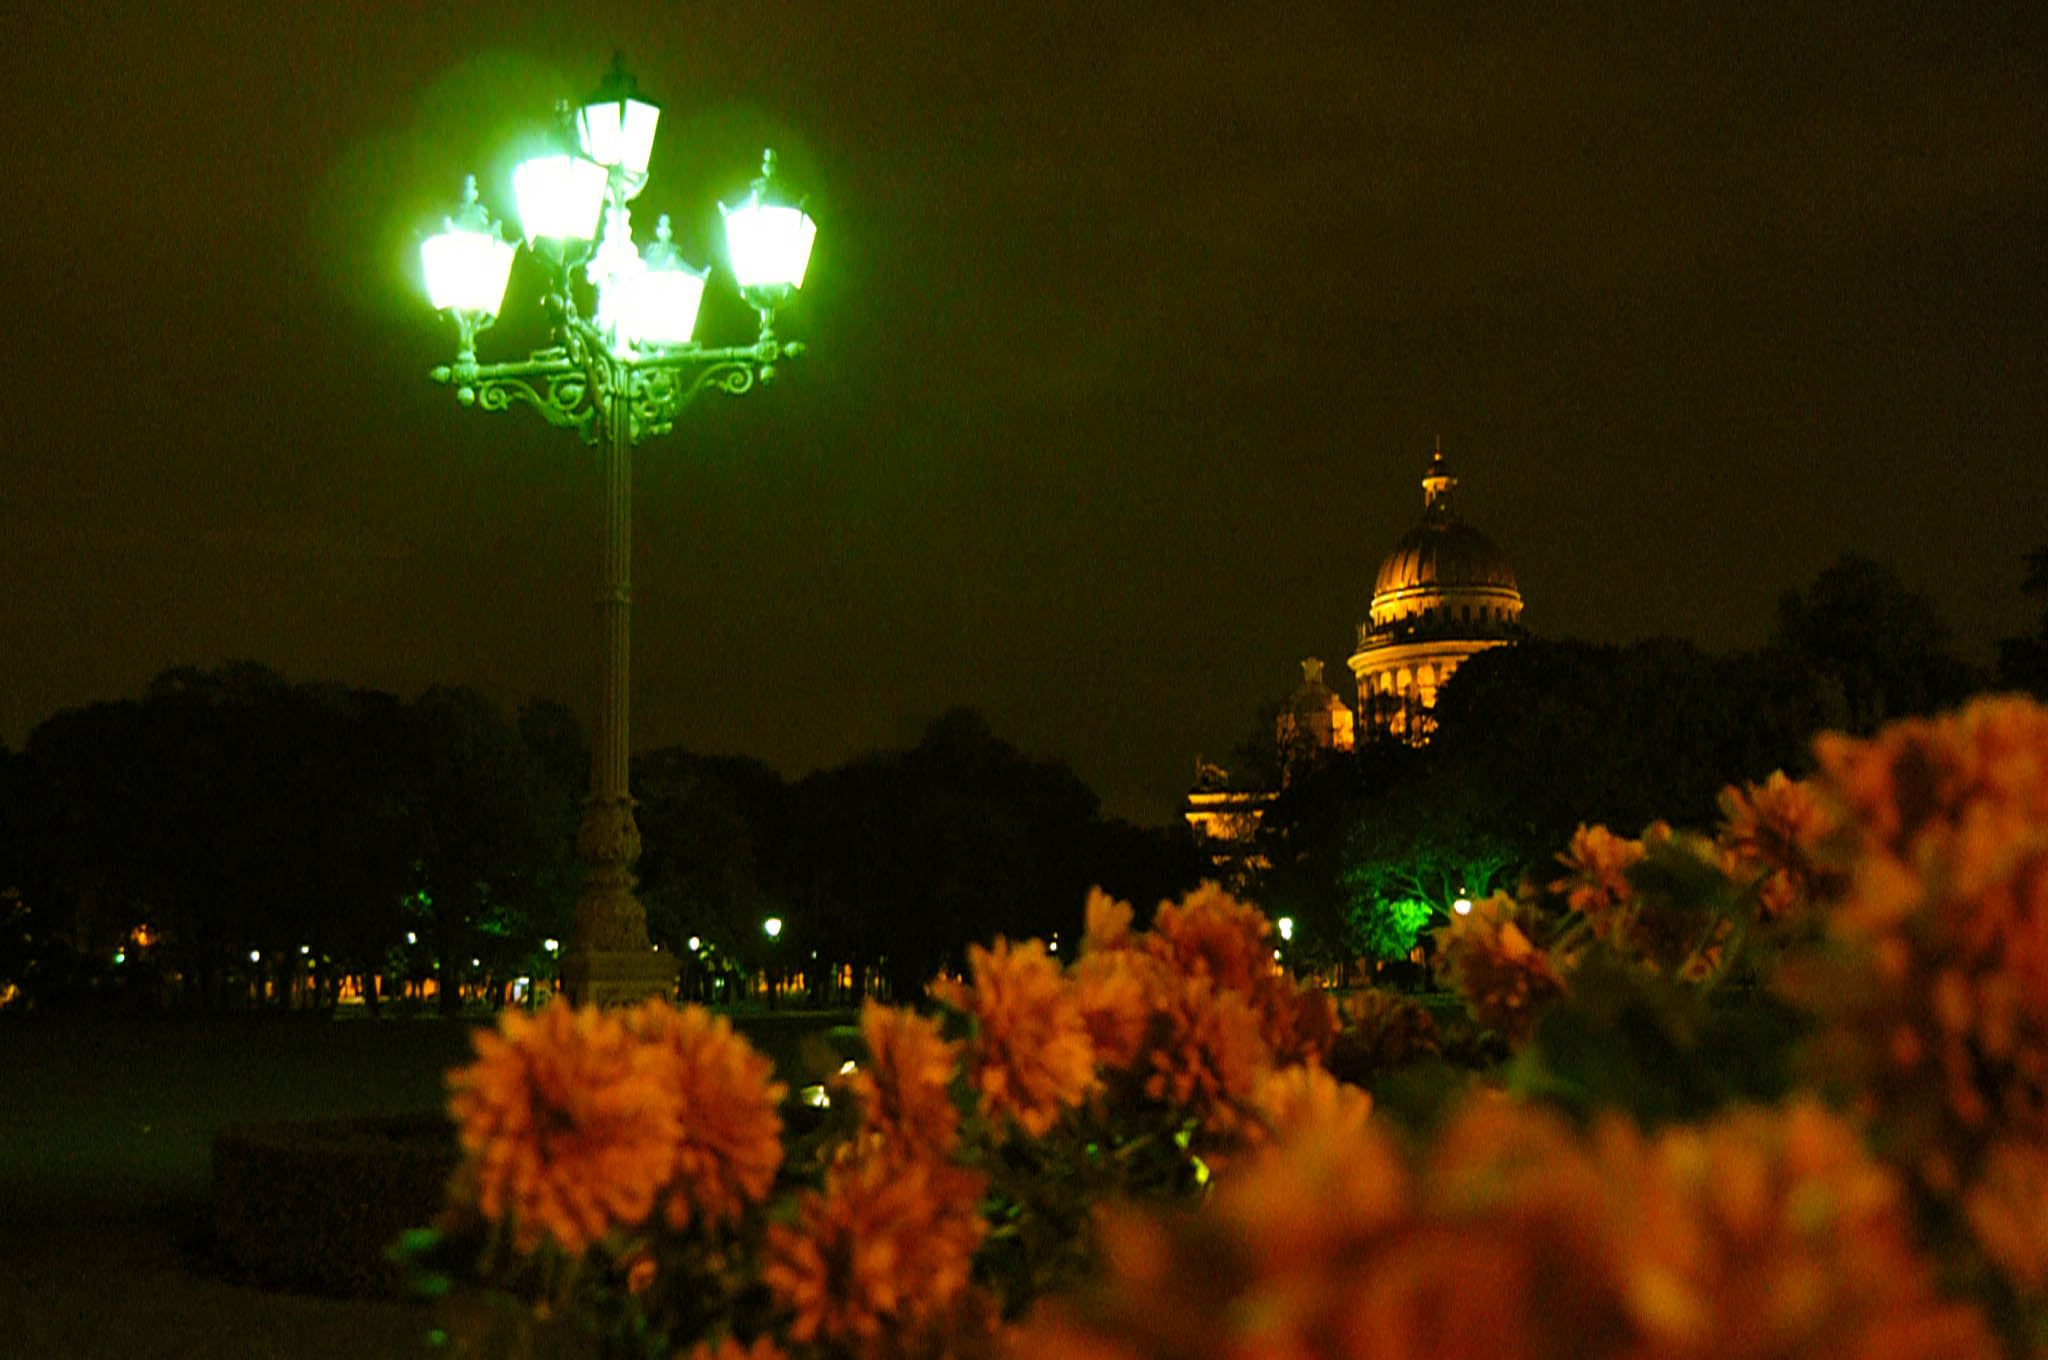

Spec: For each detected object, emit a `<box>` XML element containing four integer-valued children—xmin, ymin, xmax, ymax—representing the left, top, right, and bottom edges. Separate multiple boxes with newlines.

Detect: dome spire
<box><xmin>1422</xmin><ymin>435</ymin><xmax>1457</xmax><ymax>516</ymax></box>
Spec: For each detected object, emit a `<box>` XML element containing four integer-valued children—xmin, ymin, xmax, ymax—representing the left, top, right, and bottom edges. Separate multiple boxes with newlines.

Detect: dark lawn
<box><xmin>0</xmin><ymin>1007</ymin><xmax>850</xmax><ymax>1360</ymax></box>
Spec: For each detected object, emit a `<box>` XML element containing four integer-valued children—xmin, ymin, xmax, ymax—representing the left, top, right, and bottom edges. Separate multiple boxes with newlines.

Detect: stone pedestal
<box><xmin>560</xmin><ymin>948</ymin><xmax>678</xmax><ymax>1008</ymax></box>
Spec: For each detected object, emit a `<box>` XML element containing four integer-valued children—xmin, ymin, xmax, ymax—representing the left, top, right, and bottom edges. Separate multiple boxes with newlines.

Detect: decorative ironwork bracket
<box><xmin>430</xmin><ymin>332</ymin><xmax>804</xmax><ymax>447</ymax></box>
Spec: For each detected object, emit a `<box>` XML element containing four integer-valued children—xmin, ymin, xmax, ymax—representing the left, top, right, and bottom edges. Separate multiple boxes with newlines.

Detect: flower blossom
<box><xmin>1327</xmin><ymin>987</ymin><xmax>1443</xmax><ymax>1088</ymax></box>
<box><xmin>1144</xmin><ymin>884</ymin><xmax>1274</xmax><ymax>998</ymax></box>
<box><xmin>1138</xmin><ymin>974</ymin><xmax>1272</xmax><ymax>1137</ymax></box>
<box><xmin>625</xmin><ymin>1001</ymin><xmax>786</xmax><ymax>1235</ymax></box>
<box><xmin>932</xmin><ymin>936</ymin><xmax>1097</xmax><ymax>1138</ymax></box>
<box><xmin>447</xmin><ymin>1002</ymin><xmax>680</xmax><ymax>1255</ymax></box>
<box><xmin>1433</xmin><ymin>892</ymin><xmax>1567</xmax><ymax>1045</ymax></box>
<box><xmin>1787</xmin><ymin>696</ymin><xmax>2048</xmax><ymax>1217</ymax></box>
<box><xmin>1554</xmin><ymin>823</ymin><xmax>1650</xmax><ymax>939</ymax></box>
<box><xmin>1715</xmin><ymin>770</ymin><xmax>1843</xmax><ymax>922</ymax></box>
<box><xmin>761</xmin><ymin>1150</ymin><xmax>988</xmax><ymax>1353</ymax></box>
<box><xmin>1010</xmin><ymin>1093</ymin><xmax>1997</xmax><ymax>1360</ymax></box>
<box><xmin>847</xmin><ymin>999</ymin><xmax>962</xmax><ymax>1162</ymax></box>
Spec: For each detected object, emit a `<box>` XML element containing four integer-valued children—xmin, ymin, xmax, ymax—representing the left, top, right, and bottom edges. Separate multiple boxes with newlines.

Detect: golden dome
<box><xmin>1363</xmin><ymin>442</ymin><xmax>1523</xmax><ymax>635</ymax></box>
<box><xmin>1373</xmin><ymin>519</ymin><xmax>1520</xmax><ymax>598</ymax></box>
<box><xmin>1348</xmin><ymin>441</ymin><xmax>1525</xmax><ymax>745</ymax></box>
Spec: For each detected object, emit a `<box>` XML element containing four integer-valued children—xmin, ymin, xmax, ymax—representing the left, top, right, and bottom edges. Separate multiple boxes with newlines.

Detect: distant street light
<box><xmin>1277</xmin><ymin>916</ymin><xmax>1296</xmax><ymax>942</ymax></box>
<box><xmin>763</xmin><ymin>917</ymin><xmax>784</xmax><ymax>940</ymax></box>
<box><xmin>419</xmin><ymin>58</ymin><xmax>817</xmax><ymax>1007</ymax></box>
<box><xmin>1453</xmin><ymin>896</ymin><xmax>1474</xmax><ymax>916</ymax></box>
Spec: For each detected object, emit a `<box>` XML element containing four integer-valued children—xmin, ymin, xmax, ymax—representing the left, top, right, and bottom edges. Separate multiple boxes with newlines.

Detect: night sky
<box><xmin>4</xmin><ymin>3</ymin><xmax>2043</xmax><ymax>824</ymax></box>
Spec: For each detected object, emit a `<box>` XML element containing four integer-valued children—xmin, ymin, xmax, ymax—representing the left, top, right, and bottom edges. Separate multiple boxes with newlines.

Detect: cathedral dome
<box><xmin>1373</xmin><ymin>519</ymin><xmax>1520</xmax><ymax>598</ymax></box>
<box><xmin>1348</xmin><ymin>442</ymin><xmax>1526</xmax><ymax>744</ymax></box>
<box><xmin>1363</xmin><ymin>442</ymin><xmax>1524</xmax><ymax>633</ymax></box>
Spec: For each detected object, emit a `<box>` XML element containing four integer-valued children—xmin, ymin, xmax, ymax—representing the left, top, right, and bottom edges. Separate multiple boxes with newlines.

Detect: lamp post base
<box><xmin>559</xmin><ymin>948</ymin><xmax>678</xmax><ymax>1008</ymax></box>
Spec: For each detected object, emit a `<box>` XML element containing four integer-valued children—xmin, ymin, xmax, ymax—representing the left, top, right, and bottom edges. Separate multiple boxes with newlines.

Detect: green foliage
<box><xmin>1507</xmin><ymin>958</ymin><xmax>1807</xmax><ymax>1129</ymax></box>
<box><xmin>1356</xmin><ymin>896</ymin><xmax>1433</xmax><ymax>960</ymax></box>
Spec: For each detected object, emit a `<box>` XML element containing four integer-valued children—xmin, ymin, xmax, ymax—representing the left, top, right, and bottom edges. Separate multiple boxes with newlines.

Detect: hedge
<box><xmin>210</xmin><ymin>1111</ymin><xmax>457</xmax><ymax>1297</ymax></box>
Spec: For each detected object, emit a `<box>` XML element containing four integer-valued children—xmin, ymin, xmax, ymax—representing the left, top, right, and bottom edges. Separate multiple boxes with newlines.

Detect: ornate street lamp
<box><xmin>419</xmin><ymin>59</ymin><xmax>817</xmax><ymax>1007</ymax></box>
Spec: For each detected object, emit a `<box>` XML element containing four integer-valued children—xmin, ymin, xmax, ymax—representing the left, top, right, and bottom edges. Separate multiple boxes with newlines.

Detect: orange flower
<box><xmin>1716</xmin><ymin>770</ymin><xmax>1843</xmax><ymax>922</ymax></box>
<box><xmin>1786</xmin><ymin>697</ymin><xmax>2048</xmax><ymax>1209</ymax></box>
<box><xmin>1144</xmin><ymin>883</ymin><xmax>1273</xmax><ymax>998</ymax></box>
<box><xmin>1554</xmin><ymin>823</ymin><xmax>1650</xmax><ymax>937</ymax></box>
<box><xmin>1328</xmin><ymin>988</ymin><xmax>1443</xmax><ymax>1087</ymax></box>
<box><xmin>1614</xmin><ymin>1101</ymin><xmax>1998</xmax><ymax>1359</ymax></box>
<box><xmin>848</xmin><ymin>999</ymin><xmax>962</xmax><ymax>1162</ymax></box>
<box><xmin>1964</xmin><ymin>1138</ymin><xmax>2048</xmax><ymax>1299</ymax></box>
<box><xmin>447</xmin><ymin>1001</ymin><xmax>679</xmax><ymax>1255</ymax></box>
<box><xmin>1252</xmin><ymin>974</ymin><xmax>1341</xmax><ymax>1069</ymax></box>
<box><xmin>933</xmin><ymin>936</ymin><xmax>1097</xmax><ymax>1138</ymax></box>
<box><xmin>1141</xmin><ymin>975</ymin><xmax>1271</xmax><ymax>1136</ymax></box>
<box><xmin>1015</xmin><ymin>1092</ymin><xmax>1998</xmax><ymax>1360</ymax></box>
<box><xmin>1433</xmin><ymin>893</ymin><xmax>1567</xmax><ymax>1045</ymax></box>
<box><xmin>1082</xmin><ymin>887</ymin><xmax>1137</xmax><ymax>953</ymax></box>
<box><xmin>1071</xmin><ymin>945</ymin><xmax>1172</xmax><ymax>1073</ymax></box>
<box><xmin>761</xmin><ymin>1150</ymin><xmax>988</xmax><ymax>1352</ymax></box>
<box><xmin>1246</xmin><ymin>1062</ymin><xmax>1373</xmax><ymax>1148</ymax></box>
<box><xmin>624</xmin><ymin>1001</ymin><xmax>786</xmax><ymax>1235</ymax></box>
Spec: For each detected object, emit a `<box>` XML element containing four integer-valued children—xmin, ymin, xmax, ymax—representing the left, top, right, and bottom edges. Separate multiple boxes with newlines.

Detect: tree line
<box><xmin>0</xmin><ymin>670</ymin><xmax>1201</xmax><ymax>1013</ymax></box>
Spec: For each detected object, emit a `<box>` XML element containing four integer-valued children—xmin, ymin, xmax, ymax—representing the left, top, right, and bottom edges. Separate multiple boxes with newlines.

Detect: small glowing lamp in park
<box><xmin>543</xmin><ymin>938</ymin><xmax>560</xmax><ymax>955</ymax></box>
<box><xmin>1277</xmin><ymin>915</ymin><xmax>1296</xmax><ymax>941</ymax></box>
<box><xmin>763</xmin><ymin>917</ymin><xmax>784</xmax><ymax>940</ymax></box>
<box><xmin>687</xmin><ymin>935</ymin><xmax>702</xmax><ymax>952</ymax></box>
<box><xmin>1453</xmin><ymin>896</ymin><xmax>1474</xmax><ymax>916</ymax></box>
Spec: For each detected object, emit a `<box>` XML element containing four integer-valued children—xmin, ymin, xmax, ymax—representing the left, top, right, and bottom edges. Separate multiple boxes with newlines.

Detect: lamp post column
<box><xmin>561</xmin><ymin>361</ymin><xmax>676</xmax><ymax>1005</ymax></box>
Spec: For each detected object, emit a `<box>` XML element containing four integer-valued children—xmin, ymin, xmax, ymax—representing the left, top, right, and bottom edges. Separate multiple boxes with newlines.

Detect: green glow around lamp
<box><xmin>721</xmin><ymin>149</ymin><xmax>817</xmax><ymax>315</ymax></box>
<box><xmin>576</xmin><ymin>57</ymin><xmax>661</xmax><ymax>190</ymax></box>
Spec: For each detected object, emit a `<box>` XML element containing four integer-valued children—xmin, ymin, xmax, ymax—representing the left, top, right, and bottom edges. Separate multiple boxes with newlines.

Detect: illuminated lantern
<box><xmin>512</xmin><ymin>152</ymin><xmax>609</xmax><ymax>244</ymax></box>
<box><xmin>722</xmin><ymin>149</ymin><xmax>817</xmax><ymax>312</ymax></box>
<box><xmin>420</xmin><ymin>175</ymin><xmax>516</xmax><ymax>317</ymax></box>
<box><xmin>624</xmin><ymin>215</ymin><xmax>708</xmax><ymax>347</ymax></box>
<box><xmin>576</xmin><ymin>57</ymin><xmax>661</xmax><ymax>190</ymax></box>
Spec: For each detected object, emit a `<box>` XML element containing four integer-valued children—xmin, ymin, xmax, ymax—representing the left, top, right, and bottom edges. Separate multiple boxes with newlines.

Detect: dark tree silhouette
<box><xmin>1998</xmin><ymin>547</ymin><xmax>2048</xmax><ymax>699</ymax></box>
<box><xmin>1769</xmin><ymin>554</ymin><xmax>1985</xmax><ymax>734</ymax></box>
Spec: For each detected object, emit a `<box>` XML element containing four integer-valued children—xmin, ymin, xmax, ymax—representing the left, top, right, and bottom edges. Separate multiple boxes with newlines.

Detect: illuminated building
<box><xmin>1184</xmin><ymin>441</ymin><xmax>1524</xmax><ymax>867</ymax></box>
<box><xmin>1348</xmin><ymin>441</ymin><xmax>1525</xmax><ymax>742</ymax></box>
<box><xmin>1276</xmin><ymin>656</ymin><xmax>1355</xmax><ymax>775</ymax></box>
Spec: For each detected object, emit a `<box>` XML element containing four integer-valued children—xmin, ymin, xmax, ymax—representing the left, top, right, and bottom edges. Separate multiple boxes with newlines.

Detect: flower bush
<box><xmin>411</xmin><ymin>694</ymin><xmax>2048</xmax><ymax>1359</ymax></box>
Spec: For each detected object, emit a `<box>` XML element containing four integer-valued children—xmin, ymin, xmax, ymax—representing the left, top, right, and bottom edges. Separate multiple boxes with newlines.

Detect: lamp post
<box><xmin>419</xmin><ymin>59</ymin><xmax>817</xmax><ymax>1007</ymax></box>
